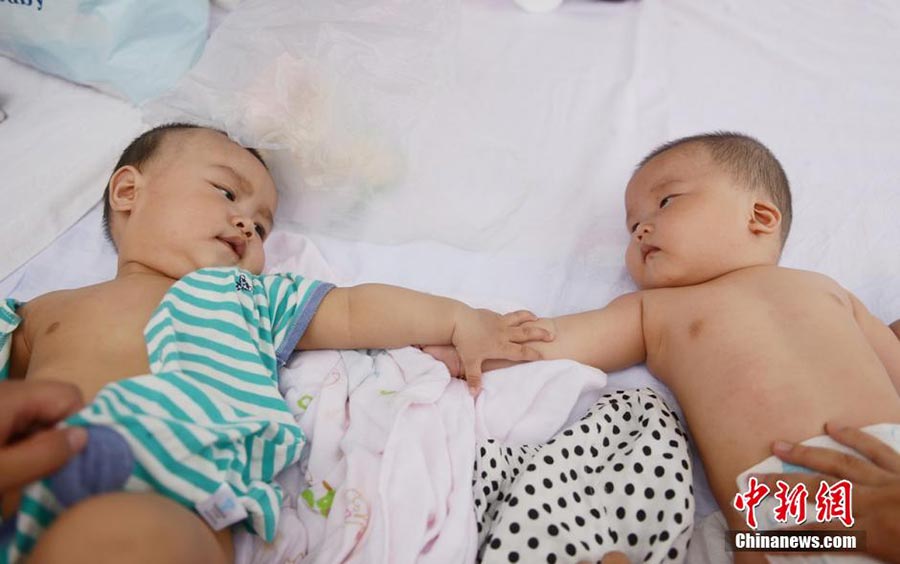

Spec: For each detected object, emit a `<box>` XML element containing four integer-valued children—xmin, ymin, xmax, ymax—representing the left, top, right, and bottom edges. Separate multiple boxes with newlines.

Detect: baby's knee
<box><xmin>29</xmin><ymin>492</ymin><xmax>232</xmax><ymax>564</ymax></box>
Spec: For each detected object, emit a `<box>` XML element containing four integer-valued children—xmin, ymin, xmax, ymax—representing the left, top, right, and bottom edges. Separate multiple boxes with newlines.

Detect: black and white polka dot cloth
<box><xmin>472</xmin><ymin>388</ymin><xmax>693</xmax><ymax>564</ymax></box>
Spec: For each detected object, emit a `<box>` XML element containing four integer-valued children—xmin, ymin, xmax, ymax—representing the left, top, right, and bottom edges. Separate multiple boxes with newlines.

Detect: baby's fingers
<box><xmin>502</xmin><ymin>343</ymin><xmax>543</xmax><ymax>362</ymax></box>
<box><xmin>502</xmin><ymin>310</ymin><xmax>538</xmax><ymax>326</ymax></box>
<box><xmin>509</xmin><ymin>324</ymin><xmax>553</xmax><ymax>343</ymax></box>
<box><xmin>464</xmin><ymin>361</ymin><xmax>483</xmax><ymax>396</ymax></box>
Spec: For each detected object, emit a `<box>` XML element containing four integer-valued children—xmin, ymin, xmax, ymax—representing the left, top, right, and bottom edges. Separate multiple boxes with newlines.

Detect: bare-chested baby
<box><xmin>426</xmin><ymin>132</ymin><xmax>900</xmax><ymax>563</ymax></box>
<box><xmin>0</xmin><ymin>123</ymin><xmax>552</xmax><ymax>564</ymax></box>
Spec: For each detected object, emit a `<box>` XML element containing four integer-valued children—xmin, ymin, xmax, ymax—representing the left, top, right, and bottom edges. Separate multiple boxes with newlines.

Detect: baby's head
<box><xmin>624</xmin><ymin>132</ymin><xmax>791</xmax><ymax>290</ymax></box>
<box><xmin>103</xmin><ymin>124</ymin><xmax>276</xmax><ymax>277</ymax></box>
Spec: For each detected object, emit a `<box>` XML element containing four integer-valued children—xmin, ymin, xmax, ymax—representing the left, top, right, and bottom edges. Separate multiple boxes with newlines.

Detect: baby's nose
<box><xmin>234</xmin><ymin>219</ymin><xmax>254</xmax><ymax>239</ymax></box>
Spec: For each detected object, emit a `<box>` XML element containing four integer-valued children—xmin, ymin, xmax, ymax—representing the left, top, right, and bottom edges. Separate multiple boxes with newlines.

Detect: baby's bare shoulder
<box><xmin>16</xmin><ymin>289</ymin><xmax>78</xmax><ymax>343</ymax></box>
<box><xmin>10</xmin><ymin>288</ymin><xmax>89</xmax><ymax>379</ymax></box>
<box><xmin>719</xmin><ymin>265</ymin><xmax>846</xmax><ymax>294</ymax></box>
<box><xmin>17</xmin><ymin>288</ymin><xmax>68</xmax><ymax>322</ymax></box>
<box><xmin>22</xmin><ymin>285</ymin><xmax>94</xmax><ymax>315</ymax></box>
<box><xmin>19</xmin><ymin>282</ymin><xmax>129</xmax><ymax>333</ymax></box>
<box><xmin>768</xmin><ymin>267</ymin><xmax>852</xmax><ymax>304</ymax></box>
<box><xmin>770</xmin><ymin>265</ymin><xmax>840</xmax><ymax>284</ymax></box>
<box><xmin>641</xmin><ymin>266</ymin><xmax>851</xmax><ymax>312</ymax></box>
<box><xmin>726</xmin><ymin>264</ymin><xmax>837</xmax><ymax>285</ymax></box>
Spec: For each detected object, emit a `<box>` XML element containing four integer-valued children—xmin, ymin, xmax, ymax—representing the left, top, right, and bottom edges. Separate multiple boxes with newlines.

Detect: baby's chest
<box><xmin>642</xmin><ymin>286</ymin><xmax>771</xmax><ymax>375</ymax></box>
<box><xmin>643</xmin><ymin>275</ymin><xmax>847</xmax><ymax>372</ymax></box>
<box><xmin>645</xmin><ymin>288</ymin><xmax>730</xmax><ymax>340</ymax></box>
<box><xmin>25</xmin><ymin>290</ymin><xmax>166</xmax><ymax>393</ymax></box>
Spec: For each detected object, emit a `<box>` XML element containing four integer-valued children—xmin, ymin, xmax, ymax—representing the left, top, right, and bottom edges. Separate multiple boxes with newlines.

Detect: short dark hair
<box><xmin>639</xmin><ymin>131</ymin><xmax>792</xmax><ymax>247</ymax></box>
<box><xmin>101</xmin><ymin>123</ymin><xmax>266</xmax><ymax>246</ymax></box>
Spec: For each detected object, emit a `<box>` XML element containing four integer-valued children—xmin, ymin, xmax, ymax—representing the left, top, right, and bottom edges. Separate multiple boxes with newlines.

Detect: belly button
<box><xmin>46</xmin><ymin>321</ymin><xmax>61</xmax><ymax>335</ymax></box>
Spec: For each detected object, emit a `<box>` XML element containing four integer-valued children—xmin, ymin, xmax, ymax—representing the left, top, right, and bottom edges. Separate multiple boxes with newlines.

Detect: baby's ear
<box><xmin>749</xmin><ymin>199</ymin><xmax>781</xmax><ymax>236</ymax></box>
<box><xmin>108</xmin><ymin>165</ymin><xmax>141</xmax><ymax>212</ymax></box>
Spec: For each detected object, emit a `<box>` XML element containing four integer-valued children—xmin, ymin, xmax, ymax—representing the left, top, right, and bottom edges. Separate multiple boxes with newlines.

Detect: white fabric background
<box><xmin>2</xmin><ymin>0</ymin><xmax>900</xmax><ymax>534</ymax></box>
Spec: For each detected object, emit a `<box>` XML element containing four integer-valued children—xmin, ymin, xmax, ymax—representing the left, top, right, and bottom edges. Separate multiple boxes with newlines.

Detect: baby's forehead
<box><xmin>161</xmin><ymin>128</ymin><xmax>236</xmax><ymax>158</ymax></box>
<box><xmin>149</xmin><ymin>129</ymin><xmax>265</xmax><ymax>175</ymax></box>
<box><xmin>629</xmin><ymin>145</ymin><xmax>716</xmax><ymax>188</ymax></box>
<box><xmin>642</xmin><ymin>143</ymin><xmax>711</xmax><ymax>173</ymax></box>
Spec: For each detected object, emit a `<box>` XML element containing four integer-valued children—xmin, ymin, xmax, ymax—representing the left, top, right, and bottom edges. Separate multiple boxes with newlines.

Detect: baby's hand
<box><xmin>450</xmin><ymin>308</ymin><xmax>553</xmax><ymax>394</ymax></box>
<box><xmin>420</xmin><ymin>345</ymin><xmax>465</xmax><ymax>378</ymax></box>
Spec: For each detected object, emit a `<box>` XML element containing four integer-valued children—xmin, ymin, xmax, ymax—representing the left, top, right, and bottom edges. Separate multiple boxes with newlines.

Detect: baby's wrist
<box><xmin>449</xmin><ymin>302</ymin><xmax>471</xmax><ymax>343</ymax></box>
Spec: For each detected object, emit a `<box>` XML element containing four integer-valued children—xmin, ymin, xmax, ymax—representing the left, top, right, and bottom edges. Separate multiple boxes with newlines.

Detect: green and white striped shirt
<box><xmin>1</xmin><ymin>267</ymin><xmax>333</xmax><ymax>561</ymax></box>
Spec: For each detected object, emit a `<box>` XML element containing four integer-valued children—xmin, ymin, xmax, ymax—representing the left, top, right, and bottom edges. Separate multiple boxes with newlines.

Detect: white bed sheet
<box><xmin>2</xmin><ymin>0</ymin><xmax>900</xmax><ymax>558</ymax></box>
<box><xmin>0</xmin><ymin>3</ymin><xmax>232</xmax><ymax>283</ymax></box>
<box><xmin>0</xmin><ymin>56</ymin><xmax>142</xmax><ymax>282</ymax></box>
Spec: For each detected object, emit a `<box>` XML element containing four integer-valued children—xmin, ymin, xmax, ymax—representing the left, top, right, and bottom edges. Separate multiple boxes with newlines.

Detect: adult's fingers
<box><xmin>825</xmin><ymin>424</ymin><xmax>900</xmax><ymax>475</ymax></box>
<box><xmin>0</xmin><ymin>426</ymin><xmax>88</xmax><ymax>492</ymax></box>
<box><xmin>0</xmin><ymin>381</ymin><xmax>84</xmax><ymax>444</ymax></box>
<box><xmin>772</xmin><ymin>440</ymin><xmax>894</xmax><ymax>486</ymax></box>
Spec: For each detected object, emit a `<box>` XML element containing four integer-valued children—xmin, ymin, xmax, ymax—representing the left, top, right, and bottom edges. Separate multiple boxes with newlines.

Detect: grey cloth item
<box><xmin>48</xmin><ymin>425</ymin><xmax>135</xmax><ymax>508</ymax></box>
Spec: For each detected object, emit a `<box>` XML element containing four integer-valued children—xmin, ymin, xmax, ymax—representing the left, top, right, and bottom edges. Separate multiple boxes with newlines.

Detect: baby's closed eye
<box><xmin>659</xmin><ymin>194</ymin><xmax>678</xmax><ymax>208</ymax></box>
<box><xmin>214</xmin><ymin>184</ymin><xmax>236</xmax><ymax>201</ymax></box>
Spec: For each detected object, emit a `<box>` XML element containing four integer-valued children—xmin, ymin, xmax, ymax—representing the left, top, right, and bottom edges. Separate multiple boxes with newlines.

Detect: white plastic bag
<box><xmin>145</xmin><ymin>0</ymin><xmax>459</xmax><ymax>239</ymax></box>
<box><xmin>145</xmin><ymin>0</ymin><xmax>657</xmax><ymax>263</ymax></box>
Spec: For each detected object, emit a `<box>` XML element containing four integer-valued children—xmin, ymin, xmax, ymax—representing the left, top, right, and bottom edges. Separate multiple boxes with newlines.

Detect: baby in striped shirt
<box><xmin>0</xmin><ymin>123</ymin><xmax>550</xmax><ymax>564</ymax></box>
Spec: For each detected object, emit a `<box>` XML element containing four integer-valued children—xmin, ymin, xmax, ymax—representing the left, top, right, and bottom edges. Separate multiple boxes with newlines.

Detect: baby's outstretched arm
<box><xmin>850</xmin><ymin>294</ymin><xmax>900</xmax><ymax>394</ymax></box>
<box><xmin>522</xmin><ymin>293</ymin><xmax>647</xmax><ymax>372</ymax></box>
<box><xmin>296</xmin><ymin>285</ymin><xmax>552</xmax><ymax>392</ymax></box>
<box><xmin>426</xmin><ymin>292</ymin><xmax>647</xmax><ymax>377</ymax></box>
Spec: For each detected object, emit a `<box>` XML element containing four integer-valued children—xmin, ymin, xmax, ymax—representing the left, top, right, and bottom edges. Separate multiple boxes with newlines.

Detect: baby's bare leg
<box><xmin>29</xmin><ymin>492</ymin><xmax>232</xmax><ymax>564</ymax></box>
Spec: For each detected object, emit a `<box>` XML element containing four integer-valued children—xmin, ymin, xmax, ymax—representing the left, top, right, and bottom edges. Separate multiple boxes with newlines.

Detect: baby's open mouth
<box><xmin>641</xmin><ymin>244</ymin><xmax>660</xmax><ymax>262</ymax></box>
<box><xmin>218</xmin><ymin>237</ymin><xmax>246</xmax><ymax>260</ymax></box>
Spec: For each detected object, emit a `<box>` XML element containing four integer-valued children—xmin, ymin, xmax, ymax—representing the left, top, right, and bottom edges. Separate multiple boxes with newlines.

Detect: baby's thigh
<box><xmin>28</xmin><ymin>492</ymin><xmax>233</xmax><ymax>564</ymax></box>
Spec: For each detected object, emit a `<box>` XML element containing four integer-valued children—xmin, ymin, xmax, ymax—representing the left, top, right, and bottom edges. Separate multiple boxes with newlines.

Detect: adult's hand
<box><xmin>0</xmin><ymin>380</ymin><xmax>87</xmax><ymax>495</ymax></box>
<box><xmin>757</xmin><ymin>423</ymin><xmax>900</xmax><ymax>563</ymax></box>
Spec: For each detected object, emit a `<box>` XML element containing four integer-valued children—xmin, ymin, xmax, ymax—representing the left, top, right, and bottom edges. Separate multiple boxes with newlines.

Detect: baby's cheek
<box><xmin>248</xmin><ymin>250</ymin><xmax>266</xmax><ymax>275</ymax></box>
<box><xmin>624</xmin><ymin>247</ymin><xmax>641</xmax><ymax>277</ymax></box>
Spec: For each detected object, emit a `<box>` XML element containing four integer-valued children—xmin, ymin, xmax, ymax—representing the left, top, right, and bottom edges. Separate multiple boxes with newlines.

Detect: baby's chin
<box><xmin>233</xmin><ymin>262</ymin><xmax>265</xmax><ymax>275</ymax></box>
<box><xmin>633</xmin><ymin>270</ymin><xmax>710</xmax><ymax>290</ymax></box>
<box><xmin>194</xmin><ymin>258</ymin><xmax>265</xmax><ymax>276</ymax></box>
